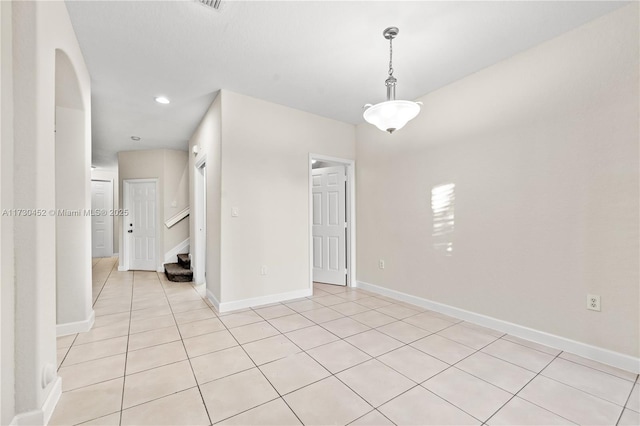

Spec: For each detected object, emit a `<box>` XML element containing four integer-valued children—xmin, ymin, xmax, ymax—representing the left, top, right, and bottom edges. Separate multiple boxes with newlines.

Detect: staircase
<box><xmin>164</xmin><ymin>253</ymin><xmax>193</xmax><ymax>282</ymax></box>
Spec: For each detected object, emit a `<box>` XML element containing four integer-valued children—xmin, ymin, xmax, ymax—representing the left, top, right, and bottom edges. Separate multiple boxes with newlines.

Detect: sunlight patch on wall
<box><xmin>431</xmin><ymin>183</ymin><xmax>455</xmax><ymax>256</ymax></box>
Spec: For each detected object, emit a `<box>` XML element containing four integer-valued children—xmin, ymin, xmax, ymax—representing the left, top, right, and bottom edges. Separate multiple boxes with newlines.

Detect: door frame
<box><xmin>121</xmin><ymin>178</ymin><xmax>160</xmax><ymax>272</ymax></box>
<box><xmin>308</xmin><ymin>154</ymin><xmax>356</xmax><ymax>291</ymax></box>
<box><xmin>193</xmin><ymin>155</ymin><xmax>207</xmax><ymax>285</ymax></box>
<box><xmin>90</xmin><ymin>178</ymin><xmax>114</xmax><ymax>257</ymax></box>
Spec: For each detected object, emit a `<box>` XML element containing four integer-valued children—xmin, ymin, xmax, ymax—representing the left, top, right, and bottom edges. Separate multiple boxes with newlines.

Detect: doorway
<box><xmin>193</xmin><ymin>158</ymin><xmax>207</xmax><ymax>285</ymax></box>
<box><xmin>91</xmin><ymin>179</ymin><xmax>114</xmax><ymax>257</ymax></box>
<box><xmin>122</xmin><ymin>179</ymin><xmax>158</xmax><ymax>271</ymax></box>
<box><xmin>309</xmin><ymin>155</ymin><xmax>356</xmax><ymax>288</ymax></box>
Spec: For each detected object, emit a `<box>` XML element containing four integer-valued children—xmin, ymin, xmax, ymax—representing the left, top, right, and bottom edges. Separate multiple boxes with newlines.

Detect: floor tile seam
<box><xmin>116</xmin><ymin>270</ymin><xmax>137</xmax><ymax>426</ymax></box>
<box><xmin>209</xmin><ymin>305</ymin><xmax>307</xmax><ymax>426</ymax></box>
<box><xmin>497</xmin><ymin>334</ymin><xmax>564</xmax><ymax>357</ymax></box>
<box><xmin>416</xmin><ymin>383</ymin><xmax>492</xmax><ymax>424</ymax></box>
<box><xmin>475</xmin><ymin>344</ymin><xmax>554</xmax><ymax>375</ymax></box>
<box><xmin>431</xmin><ymin>324</ymin><xmax>501</xmax><ymax>351</ymax></box>
<box><xmin>311</xmin><ymin>317</ymin><xmax>373</xmax><ymax>339</ymax></box>
<box><xmin>90</xmin><ymin>258</ymin><xmax>118</xmax><ymax>308</ymax></box>
<box><xmin>330</xmin><ymin>367</ymin><xmax>400</xmax><ymax>411</ymax></box>
<box><xmin>264</xmin><ymin>317</ymin><xmax>318</xmax><ymax>335</ymax></box>
<box><xmin>435</xmin><ymin>334</ymin><xmax>541</xmax><ymax>401</ymax></box>
<box><xmin>304</xmin><ymin>346</ymin><xmax>374</xmax><ymax>376</ymax></box>
<box><xmin>93</xmin><ymin>308</ymin><xmax>132</xmax><ymax>317</ymax></box>
<box><xmin>124</xmin><ymin>353</ymin><xmax>192</xmax><ymax>377</ymax></box>
<box><xmin>55</xmin><ymin>345</ymin><xmax>73</xmax><ymax>373</ymax></box>
<box><xmin>131</xmin><ymin>314</ymin><xmax>176</xmax><ymax>322</ymax></box>
<box><xmin>370</xmin><ymin>342</ymin><xmax>450</xmax><ymax>385</ymax></box>
<box><xmin>127</xmin><ymin>336</ymin><xmax>184</xmax><ymax>353</ymax></box>
<box><xmin>59</xmin><ymin>351</ymin><xmax>127</xmax><ymax>373</ymax></box>
<box><xmin>159</xmin><ymin>273</ymin><xmax>214</xmax><ymax>426</ymax></box>
<box><xmin>508</xmin><ymin>351</ymin><xmax>604</xmax><ymax>425</ymax></box>
<box><xmin>551</xmin><ymin>355</ymin><xmax>639</xmax><ymax>384</ymax></box>
<box><xmin>118</xmin><ymin>384</ymin><xmax>201</xmax><ymax>415</ymax></box>
<box><xmin>129</xmin><ymin>304</ymin><xmax>173</xmax><ymax>314</ymax></box>
<box><xmin>210</xmin><ymin>395</ymin><xmax>285</xmax><ymax>425</ymax></box>
<box><xmin>537</xmin><ymin>362</ymin><xmax>632</xmax><ymax>408</ymax></box>
<box><xmin>59</xmin><ymin>372</ymin><xmax>127</xmax><ymax>394</ymax></box>
<box><xmin>174</xmin><ymin>314</ymin><xmax>220</xmax><ymax>327</ymax></box>
<box><xmin>346</xmin><ymin>408</ymin><xmax>397</xmax><ymax>426</ymax></box>
<box><xmin>456</xmin><ymin>322</ymin><xmax>507</xmax><ymax>339</ymax></box>
<box><xmin>68</xmin><ymin>408</ymin><xmax>122</xmax><ymax>426</ymax></box>
<box><xmin>616</xmin><ymin>375</ymin><xmax>639</xmax><ymax>425</ymax></box>
<box><xmin>73</xmin><ymin>329</ymin><xmax>128</xmax><ymax>344</ymax></box>
<box><xmin>60</xmin><ymin>345</ymin><xmax>129</xmax><ymax>368</ymax></box>
<box><xmin>374</xmin><ymin>327</ymin><xmax>436</xmax><ymax>346</ymax></box>
<box><xmin>194</xmin><ymin>365</ymin><xmax>257</xmax><ymax>387</ymax></box>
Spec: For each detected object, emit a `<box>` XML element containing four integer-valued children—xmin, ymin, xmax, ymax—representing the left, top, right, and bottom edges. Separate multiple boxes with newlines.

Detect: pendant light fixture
<box><xmin>363</xmin><ymin>27</ymin><xmax>421</xmax><ymax>134</ymax></box>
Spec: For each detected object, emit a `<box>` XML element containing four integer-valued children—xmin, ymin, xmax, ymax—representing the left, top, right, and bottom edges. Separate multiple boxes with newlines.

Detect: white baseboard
<box><xmin>43</xmin><ymin>377</ymin><xmax>61</xmax><ymax>425</ymax></box>
<box><xmin>356</xmin><ymin>280</ymin><xmax>640</xmax><ymax>374</ymax></box>
<box><xmin>164</xmin><ymin>238</ymin><xmax>190</xmax><ymax>264</ymax></box>
<box><xmin>10</xmin><ymin>376</ymin><xmax>61</xmax><ymax>426</ymax></box>
<box><xmin>118</xmin><ymin>265</ymin><xmax>127</xmax><ymax>272</ymax></box>
<box><xmin>209</xmin><ymin>288</ymin><xmax>313</xmax><ymax>313</ymax></box>
<box><xmin>206</xmin><ymin>288</ymin><xmax>220</xmax><ymax>312</ymax></box>
<box><xmin>56</xmin><ymin>310</ymin><xmax>95</xmax><ymax>337</ymax></box>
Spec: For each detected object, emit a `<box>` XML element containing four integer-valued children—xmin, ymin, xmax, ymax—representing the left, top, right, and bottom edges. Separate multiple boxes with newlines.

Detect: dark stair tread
<box><xmin>177</xmin><ymin>253</ymin><xmax>190</xmax><ymax>269</ymax></box>
<box><xmin>164</xmin><ymin>262</ymin><xmax>193</xmax><ymax>282</ymax></box>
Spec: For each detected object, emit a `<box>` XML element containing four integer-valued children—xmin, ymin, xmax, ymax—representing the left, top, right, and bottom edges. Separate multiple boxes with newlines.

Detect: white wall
<box><xmin>356</xmin><ymin>4</ymin><xmax>639</xmax><ymax>358</ymax></box>
<box><xmin>189</xmin><ymin>94</ymin><xmax>222</xmax><ymax>300</ymax></box>
<box><xmin>9</xmin><ymin>0</ymin><xmax>92</xmax><ymax>422</ymax></box>
<box><xmin>118</xmin><ymin>149</ymin><xmax>190</xmax><ymax>269</ymax></box>
<box><xmin>55</xmin><ymin>105</ymin><xmax>93</xmax><ymax>330</ymax></box>
<box><xmin>189</xmin><ymin>90</ymin><xmax>356</xmax><ymax>308</ymax></box>
<box><xmin>0</xmin><ymin>1</ymin><xmax>15</xmax><ymax>423</ymax></box>
<box><xmin>220</xmin><ymin>91</ymin><xmax>355</xmax><ymax>304</ymax></box>
<box><xmin>164</xmin><ymin>149</ymin><xmax>190</xmax><ymax>252</ymax></box>
<box><xmin>91</xmin><ymin>168</ymin><xmax>119</xmax><ymax>253</ymax></box>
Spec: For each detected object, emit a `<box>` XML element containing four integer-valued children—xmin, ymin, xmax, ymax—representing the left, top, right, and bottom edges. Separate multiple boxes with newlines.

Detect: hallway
<box><xmin>50</xmin><ymin>259</ymin><xmax>639</xmax><ymax>425</ymax></box>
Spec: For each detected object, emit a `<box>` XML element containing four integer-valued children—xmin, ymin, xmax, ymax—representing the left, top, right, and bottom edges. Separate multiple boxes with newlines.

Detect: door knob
<box><xmin>128</xmin><ymin>230</ymin><xmax>133</xmax><ymax>233</ymax></box>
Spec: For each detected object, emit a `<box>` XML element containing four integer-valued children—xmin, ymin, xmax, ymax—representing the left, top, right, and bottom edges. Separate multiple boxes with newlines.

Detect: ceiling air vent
<box><xmin>198</xmin><ymin>0</ymin><xmax>222</xmax><ymax>10</ymax></box>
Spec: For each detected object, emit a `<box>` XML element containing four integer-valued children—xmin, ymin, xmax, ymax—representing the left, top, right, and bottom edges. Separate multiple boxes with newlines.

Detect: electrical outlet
<box><xmin>378</xmin><ymin>259</ymin><xmax>385</xmax><ymax>269</ymax></box>
<box><xmin>260</xmin><ymin>265</ymin><xmax>267</xmax><ymax>276</ymax></box>
<box><xmin>587</xmin><ymin>294</ymin><xmax>601</xmax><ymax>311</ymax></box>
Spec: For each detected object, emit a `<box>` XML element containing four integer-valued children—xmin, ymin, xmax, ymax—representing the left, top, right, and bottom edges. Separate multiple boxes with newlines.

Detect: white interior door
<box><xmin>128</xmin><ymin>181</ymin><xmax>157</xmax><ymax>271</ymax></box>
<box><xmin>312</xmin><ymin>166</ymin><xmax>347</xmax><ymax>286</ymax></box>
<box><xmin>91</xmin><ymin>180</ymin><xmax>113</xmax><ymax>257</ymax></box>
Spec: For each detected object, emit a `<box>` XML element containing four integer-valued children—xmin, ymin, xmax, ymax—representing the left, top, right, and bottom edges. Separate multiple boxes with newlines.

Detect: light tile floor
<box><xmin>51</xmin><ymin>257</ymin><xmax>639</xmax><ymax>425</ymax></box>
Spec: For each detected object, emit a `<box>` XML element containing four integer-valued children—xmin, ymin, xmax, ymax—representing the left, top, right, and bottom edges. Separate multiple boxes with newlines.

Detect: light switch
<box><xmin>231</xmin><ymin>207</ymin><xmax>239</xmax><ymax>217</ymax></box>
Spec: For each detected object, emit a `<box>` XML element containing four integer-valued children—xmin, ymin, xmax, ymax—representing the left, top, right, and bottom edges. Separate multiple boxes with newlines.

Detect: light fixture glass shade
<box><xmin>363</xmin><ymin>100</ymin><xmax>421</xmax><ymax>134</ymax></box>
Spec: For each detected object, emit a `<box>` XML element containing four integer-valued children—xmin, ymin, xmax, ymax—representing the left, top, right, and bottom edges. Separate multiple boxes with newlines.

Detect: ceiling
<box><xmin>65</xmin><ymin>1</ymin><xmax>627</xmax><ymax>168</ymax></box>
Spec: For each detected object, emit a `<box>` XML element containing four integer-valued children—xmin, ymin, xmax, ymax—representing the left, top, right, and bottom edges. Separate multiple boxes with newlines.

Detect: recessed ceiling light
<box><xmin>155</xmin><ymin>96</ymin><xmax>170</xmax><ymax>104</ymax></box>
<box><xmin>131</xmin><ymin>136</ymin><xmax>141</xmax><ymax>141</ymax></box>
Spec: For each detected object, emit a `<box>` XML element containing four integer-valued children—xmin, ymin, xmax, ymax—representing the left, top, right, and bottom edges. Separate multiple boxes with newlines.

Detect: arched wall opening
<box><xmin>54</xmin><ymin>48</ymin><xmax>93</xmax><ymax>334</ymax></box>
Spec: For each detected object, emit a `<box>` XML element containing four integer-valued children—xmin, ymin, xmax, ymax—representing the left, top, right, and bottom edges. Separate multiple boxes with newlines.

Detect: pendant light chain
<box><xmin>388</xmin><ymin>37</ymin><xmax>394</xmax><ymax>77</ymax></box>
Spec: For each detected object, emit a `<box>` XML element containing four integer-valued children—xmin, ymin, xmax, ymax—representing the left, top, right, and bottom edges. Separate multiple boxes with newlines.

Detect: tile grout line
<box><xmin>157</xmin><ymin>272</ymin><xmax>215</xmax><ymax>426</ymax></box>
<box><xmin>117</xmin><ymin>269</ymin><xmax>136</xmax><ymax>426</ymax></box>
<box><xmin>486</xmin><ymin>351</ymin><xmax>578</xmax><ymax>425</ymax></box>
<box><xmin>615</xmin><ymin>375</ymin><xmax>639</xmax><ymax>425</ymax></box>
<box><xmin>209</xmin><ymin>301</ymin><xmax>307</xmax><ymax>425</ymax></box>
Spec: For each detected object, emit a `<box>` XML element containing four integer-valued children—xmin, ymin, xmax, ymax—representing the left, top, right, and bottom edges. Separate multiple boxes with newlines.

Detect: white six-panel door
<box><xmin>312</xmin><ymin>166</ymin><xmax>347</xmax><ymax>286</ymax></box>
<box><xmin>91</xmin><ymin>180</ymin><xmax>113</xmax><ymax>257</ymax></box>
<box><xmin>128</xmin><ymin>181</ymin><xmax>157</xmax><ymax>271</ymax></box>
